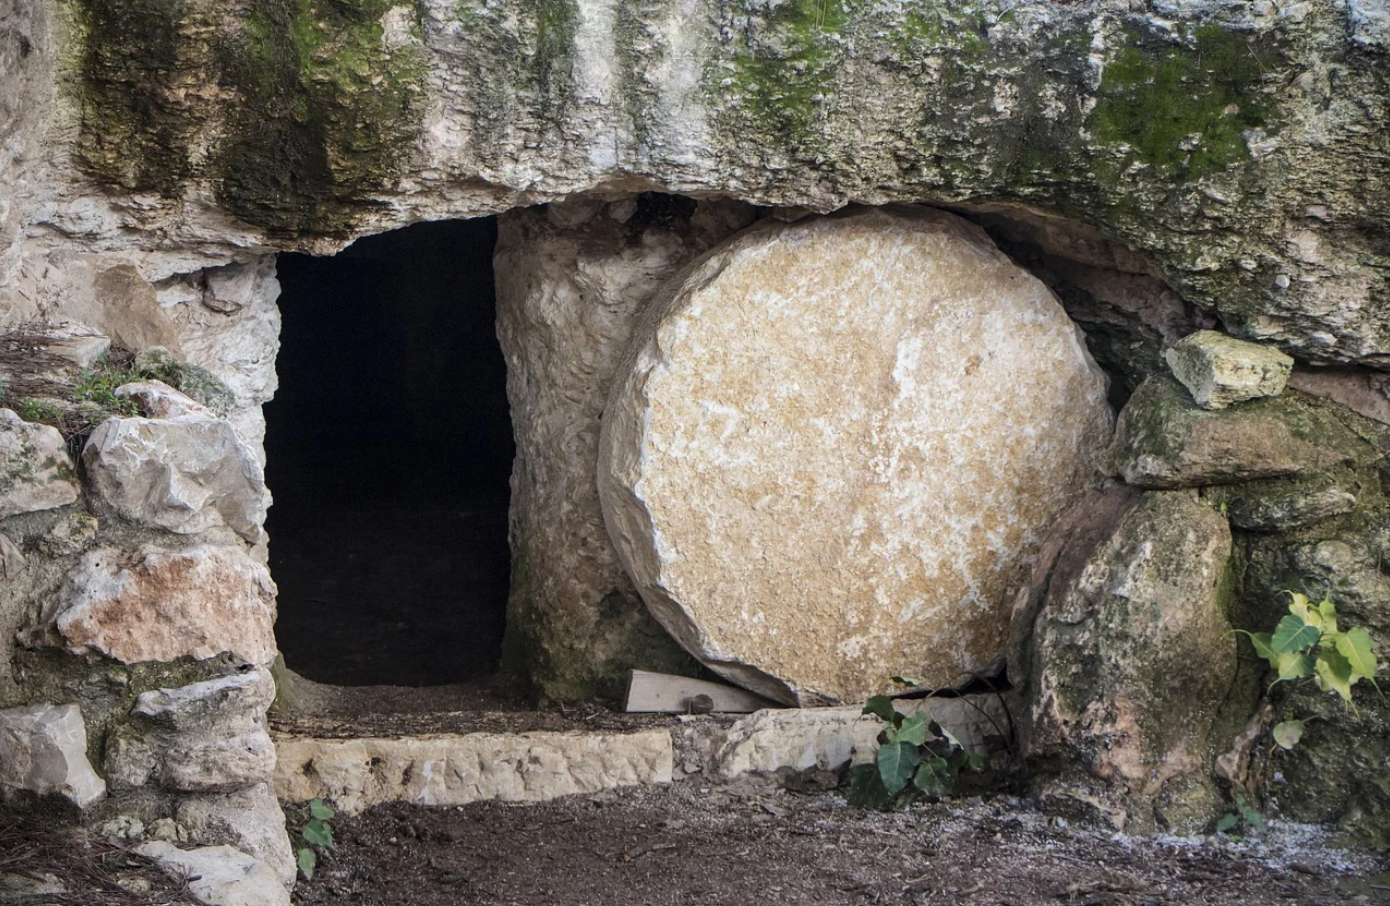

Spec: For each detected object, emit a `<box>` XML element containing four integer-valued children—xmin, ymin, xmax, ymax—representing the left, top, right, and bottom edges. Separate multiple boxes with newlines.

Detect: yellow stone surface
<box><xmin>598</xmin><ymin>207</ymin><xmax>1113</xmax><ymax>705</ymax></box>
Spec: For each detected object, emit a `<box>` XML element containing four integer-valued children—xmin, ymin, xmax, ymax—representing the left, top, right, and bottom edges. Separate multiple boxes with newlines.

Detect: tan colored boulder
<box><xmin>1163</xmin><ymin>330</ymin><xmax>1293</xmax><ymax>410</ymax></box>
<box><xmin>52</xmin><ymin>544</ymin><xmax>277</xmax><ymax>665</ymax></box>
<box><xmin>598</xmin><ymin>207</ymin><xmax>1113</xmax><ymax>705</ymax></box>
<box><xmin>0</xmin><ymin>409</ymin><xmax>79</xmax><ymax>518</ymax></box>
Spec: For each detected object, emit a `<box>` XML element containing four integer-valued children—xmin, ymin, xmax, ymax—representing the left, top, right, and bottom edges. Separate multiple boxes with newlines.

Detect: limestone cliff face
<box><xmin>6</xmin><ymin>0</ymin><xmax>1389</xmax><ymax>369</ymax></box>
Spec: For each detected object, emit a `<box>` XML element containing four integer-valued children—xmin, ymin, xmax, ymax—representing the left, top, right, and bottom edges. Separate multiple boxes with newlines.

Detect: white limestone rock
<box><xmin>135</xmin><ymin>843</ymin><xmax>290</xmax><ymax>906</ymax></box>
<box><xmin>0</xmin><ymin>703</ymin><xmax>106</xmax><ymax>808</ymax></box>
<box><xmin>0</xmin><ymin>409</ymin><xmax>79</xmax><ymax>519</ymax></box>
<box><xmin>1164</xmin><ymin>330</ymin><xmax>1295</xmax><ymax>410</ymax></box>
<box><xmin>82</xmin><ymin>412</ymin><xmax>268</xmax><ymax>542</ymax></box>
<box><xmin>115</xmin><ymin>379</ymin><xmax>214</xmax><ymax>419</ymax></box>
<box><xmin>51</xmin><ymin>544</ymin><xmax>278</xmax><ymax>665</ymax></box>
<box><xmin>177</xmin><ymin>784</ymin><xmax>295</xmax><ymax>891</ymax></box>
<box><xmin>275</xmin><ymin>728</ymin><xmax>674</xmax><ymax>815</ymax></box>
<box><xmin>131</xmin><ymin>668</ymin><xmax>276</xmax><ymax>728</ymax></box>
<box><xmin>598</xmin><ymin>207</ymin><xmax>1113</xmax><ymax>705</ymax></box>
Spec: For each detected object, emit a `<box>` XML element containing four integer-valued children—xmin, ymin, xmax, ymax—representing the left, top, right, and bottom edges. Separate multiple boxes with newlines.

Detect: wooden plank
<box><xmin>624</xmin><ymin>670</ymin><xmax>779</xmax><ymax>714</ymax></box>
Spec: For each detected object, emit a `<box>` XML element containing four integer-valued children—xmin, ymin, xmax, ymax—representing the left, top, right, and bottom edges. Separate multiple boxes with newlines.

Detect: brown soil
<box><xmin>291</xmin><ymin>777</ymin><xmax>1389</xmax><ymax>906</ymax></box>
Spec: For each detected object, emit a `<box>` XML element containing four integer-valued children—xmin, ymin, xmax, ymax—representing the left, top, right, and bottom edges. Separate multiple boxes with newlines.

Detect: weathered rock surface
<box><xmin>160</xmin><ymin>733</ymin><xmax>277</xmax><ymax>793</ymax></box>
<box><xmin>274</xmin><ymin>728</ymin><xmax>674</xmax><ymax>815</ymax></box>
<box><xmin>135</xmin><ymin>843</ymin><xmax>290</xmax><ymax>906</ymax></box>
<box><xmin>599</xmin><ymin>207</ymin><xmax>1112</xmax><ymax>705</ymax></box>
<box><xmin>1212</xmin><ymin>476</ymin><xmax>1361</xmax><ymax>532</ymax></box>
<box><xmin>1023</xmin><ymin>491</ymin><xmax>1236</xmax><ymax>833</ymax></box>
<box><xmin>494</xmin><ymin>197</ymin><xmax>755</xmax><ymax>699</ymax></box>
<box><xmin>1109</xmin><ymin>378</ymin><xmax>1366</xmax><ymax>488</ymax></box>
<box><xmin>0</xmin><ymin>703</ymin><xmax>106</xmax><ymax>808</ymax></box>
<box><xmin>50</xmin><ymin>545</ymin><xmax>277</xmax><ymax>665</ymax></box>
<box><xmin>131</xmin><ymin>668</ymin><xmax>276</xmax><ymax>728</ymax></box>
<box><xmin>115</xmin><ymin>380</ymin><xmax>214</xmax><ymax>419</ymax></box>
<box><xmin>0</xmin><ymin>409</ymin><xmax>78</xmax><ymax>519</ymax></box>
<box><xmin>1164</xmin><ymin>330</ymin><xmax>1294</xmax><ymax>410</ymax></box>
<box><xmin>82</xmin><ymin>413</ymin><xmax>267</xmax><ymax>542</ymax></box>
<box><xmin>177</xmin><ymin>784</ymin><xmax>295</xmax><ymax>891</ymax></box>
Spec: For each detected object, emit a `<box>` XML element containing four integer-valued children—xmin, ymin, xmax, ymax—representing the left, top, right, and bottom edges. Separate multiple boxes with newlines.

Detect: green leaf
<box><xmin>309</xmin><ymin>799</ymin><xmax>335</xmax><ymax>821</ymax></box>
<box><xmin>1240</xmin><ymin>631</ymin><xmax>1277</xmax><ymax>664</ymax></box>
<box><xmin>896</xmin><ymin>714</ymin><xmax>927</xmax><ymax>747</ymax></box>
<box><xmin>846</xmin><ymin>763</ymin><xmax>893</xmax><ymax>810</ymax></box>
<box><xmin>1215</xmin><ymin>812</ymin><xmax>1240</xmax><ymax>834</ymax></box>
<box><xmin>1337</xmin><ymin>627</ymin><xmax>1377</xmax><ymax>681</ymax></box>
<box><xmin>1237</xmin><ymin>801</ymin><xmax>1267</xmax><ymax>833</ymax></box>
<box><xmin>912</xmin><ymin>757</ymin><xmax>958</xmax><ymax>797</ymax></box>
<box><xmin>1313</xmin><ymin>648</ymin><xmax>1356</xmax><ymax>704</ymax></box>
<box><xmin>1273</xmin><ymin>651</ymin><xmax>1315</xmax><ymax>682</ymax></box>
<box><xmin>890</xmin><ymin>676</ymin><xmax>921</xmax><ymax>687</ymax></box>
<box><xmin>965</xmin><ymin>752</ymin><xmax>987</xmax><ymax>772</ymax></box>
<box><xmin>1272</xmin><ymin>613</ymin><xmax>1320</xmax><ymax>654</ymax></box>
<box><xmin>302</xmin><ymin>819</ymin><xmax>335</xmax><ymax>849</ymax></box>
<box><xmin>877</xmin><ymin>741</ymin><xmax>919</xmax><ymax>796</ymax></box>
<box><xmin>297</xmin><ymin>847</ymin><xmax>317</xmax><ymax>880</ymax></box>
<box><xmin>1272</xmin><ymin>720</ymin><xmax>1304</xmax><ymax>750</ymax></box>
<box><xmin>1288</xmin><ymin>595</ymin><xmax>1322</xmax><ymax>632</ymax></box>
<box><xmin>862</xmin><ymin>695</ymin><xmax>898</xmax><ymax>725</ymax></box>
<box><xmin>1317</xmin><ymin>598</ymin><xmax>1339</xmax><ymax>634</ymax></box>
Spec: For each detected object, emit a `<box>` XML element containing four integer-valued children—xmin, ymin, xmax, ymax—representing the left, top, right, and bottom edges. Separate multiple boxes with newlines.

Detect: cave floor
<box><xmin>290</xmin><ymin>776</ymin><xmax>1389</xmax><ymax>906</ymax></box>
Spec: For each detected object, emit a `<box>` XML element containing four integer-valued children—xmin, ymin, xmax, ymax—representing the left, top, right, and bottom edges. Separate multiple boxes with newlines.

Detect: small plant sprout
<box><xmin>1236</xmin><ymin>592</ymin><xmax>1381</xmax><ymax>714</ymax></box>
<box><xmin>1215</xmin><ymin>794</ymin><xmax>1268</xmax><ymax>837</ymax></box>
<box><xmin>846</xmin><ymin>679</ymin><xmax>986</xmax><ymax>811</ymax></box>
<box><xmin>293</xmin><ymin>798</ymin><xmax>336</xmax><ymax>881</ymax></box>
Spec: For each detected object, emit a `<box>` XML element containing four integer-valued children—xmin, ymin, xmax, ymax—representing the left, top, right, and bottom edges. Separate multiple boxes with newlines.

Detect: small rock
<box><xmin>99</xmin><ymin>815</ymin><xmax>146</xmax><ymax>842</ymax></box>
<box><xmin>160</xmin><ymin>731</ymin><xmax>277</xmax><ymax>792</ymax></box>
<box><xmin>147</xmin><ymin>818</ymin><xmax>191</xmax><ymax>845</ymax></box>
<box><xmin>37</xmin><ymin>512</ymin><xmax>99</xmax><ymax>558</ymax></box>
<box><xmin>135</xmin><ymin>843</ymin><xmax>290</xmax><ymax>906</ymax></box>
<box><xmin>131</xmin><ymin>669</ymin><xmax>275</xmax><ymax>729</ymax></box>
<box><xmin>0</xmin><ymin>534</ymin><xmax>24</xmax><ymax>581</ymax></box>
<box><xmin>0</xmin><ymin>870</ymin><xmax>65</xmax><ymax>902</ymax></box>
<box><xmin>1164</xmin><ymin>330</ymin><xmax>1294</xmax><ymax>409</ymax></box>
<box><xmin>0</xmin><ymin>703</ymin><xmax>106</xmax><ymax>808</ymax></box>
<box><xmin>178</xmin><ymin>784</ymin><xmax>295</xmax><ymax>891</ymax></box>
<box><xmin>114</xmin><ymin>379</ymin><xmax>214</xmax><ymax>419</ymax></box>
<box><xmin>115</xmin><ymin>877</ymin><xmax>152</xmax><ymax>895</ymax></box>
<box><xmin>0</xmin><ymin>409</ymin><xmax>79</xmax><ymax>519</ymax></box>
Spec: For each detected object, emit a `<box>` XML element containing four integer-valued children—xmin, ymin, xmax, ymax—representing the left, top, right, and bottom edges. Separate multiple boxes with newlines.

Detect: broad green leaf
<box><xmin>1272</xmin><ymin>720</ymin><xmax>1304</xmax><ymax>750</ymax></box>
<box><xmin>1314</xmin><ymin>648</ymin><xmax>1356</xmax><ymax>704</ymax></box>
<box><xmin>309</xmin><ymin>799</ymin><xmax>335</xmax><ymax>821</ymax></box>
<box><xmin>877</xmin><ymin>742</ymin><xmax>919</xmax><ymax>796</ymax></box>
<box><xmin>1317</xmin><ymin>598</ymin><xmax>1339</xmax><ymax>634</ymax></box>
<box><xmin>965</xmin><ymin>752</ymin><xmax>987</xmax><ymax>772</ymax></box>
<box><xmin>941</xmin><ymin>727</ymin><xmax>964</xmax><ymax>749</ymax></box>
<box><xmin>1273</xmin><ymin>651</ymin><xmax>1315</xmax><ymax>681</ymax></box>
<box><xmin>1272</xmin><ymin>613</ymin><xmax>1320</xmax><ymax>654</ymax></box>
<box><xmin>913</xmin><ymin>757</ymin><xmax>958</xmax><ymax>797</ymax></box>
<box><xmin>896</xmin><ymin>714</ymin><xmax>928</xmax><ymax>747</ymax></box>
<box><xmin>863</xmin><ymin>696</ymin><xmax>898</xmax><ymax>724</ymax></box>
<box><xmin>1238</xmin><ymin>801</ymin><xmax>1267</xmax><ymax>833</ymax></box>
<box><xmin>1337</xmin><ymin>627</ymin><xmax>1378</xmax><ymax>680</ymax></box>
<box><xmin>846</xmin><ymin>764</ymin><xmax>893</xmax><ymax>810</ymax></box>
<box><xmin>1215</xmin><ymin>813</ymin><xmax>1240</xmax><ymax>833</ymax></box>
<box><xmin>1240</xmin><ymin>631</ymin><xmax>1277</xmax><ymax>663</ymax></box>
<box><xmin>297</xmin><ymin>847</ymin><xmax>317</xmax><ymax>880</ymax></box>
<box><xmin>302</xmin><ymin>818</ymin><xmax>335</xmax><ymax>849</ymax></box>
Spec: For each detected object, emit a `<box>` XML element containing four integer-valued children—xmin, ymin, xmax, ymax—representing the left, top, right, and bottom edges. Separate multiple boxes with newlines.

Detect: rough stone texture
<box><xmin>0</xmin><ymin>0</ymin><xmax>51</xmax><ymax>292</ymax></box>
<box><xmin>159</xmin><ymin>733</ymin><xmax>276</xmax><ymax>793</ymax></box>
<box><xmin>82</xmin><ymin>413</ymin><xmax>268</xmax><ymax>543</ymax></box>
<box><xmin>494</xmin><ymin>196</ymin><xmax>756</xmax><ymax>699</ymax></box>
<box><xmin>0</xmin><ymin>703</ymin><xmax>105</xmax><ymax>808</ymax></box>
<box><xmin>1288</xmin><ymin>368</ymin><xmax>1390</xmax><ymax>427</ymax></box>
<box><xmin>1023</xmin><ymin>491</ymin><xmax>1236</xmax><ymax>833</ymax></box>
<box><xmin>6</xmin><ymin>0</ymin><xmax>1389</xmax><ymax>374</ymax></box>
<box><xmin>177</xmin><ymin>784</ymin><xmax>295</xmax><ymax>892</ymax></box>
<box><xmin>599</xmin><ymin>207</ymin><xmax>1112</xmax><ymax>705</ymax></box>
<box><xmin>46</xmin><ymin>544</ymin><xmax>277</xmax><ymax>665</ymax></box>
<box><xmin>1109</xmin><ymin>377</ymin><xmax>1368</xmax><ymax>488</ymax></box>
<box><xmin>709</xmin><ymin>696</ymin><xmax>1014</xmax><ymax>780</ymax></box>
<box><xmin>0</xmin><ymin>409</ymin><xmax>78</xmax><ymax>519</ymax></box>
<box><xmin>134</xmin><ymin>843</ymin><xmax>290</xmax><ymax>906</ymax></box>
<box><xmin>1163</xmin><ymin>330</ymin><xmax>1295</xmax><ymax>409</ymax></box>
<box><xmin>115</xmin><ymin>380</ymin><xmax>213</xmax><ymax>419</ymax></box>
<box><xmin>1209</xmin><ymin>473</ymin><xmax>1362</xmax><ymax>532</ymax></box>
<box><xmin>274</xmin><ymin>728</ymin><xmax>674</xmax><ymax>815</ymax></box>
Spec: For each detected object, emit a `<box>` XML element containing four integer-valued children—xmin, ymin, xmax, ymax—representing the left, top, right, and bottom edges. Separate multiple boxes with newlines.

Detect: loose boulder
<box><xmin>1163</xmin><ymin>330</ymin><xmax>1293</xmax><ymax>410</ymax></box>
<box><xmin>598</xmin><ymin>207</ymin><xmax>1113</xmax><ymax>705</ymax></box>
<box><xmin>1022</xmin><ymin>491</ymin><xmax>1236</xmax><ymax>832</ymax></box>
<box><xmin>50</xmin><ymin>545</ymin><xmax>277</xmax><ymax>665</ymax></box>
<box><xmin>82</xmin><ymin>412</ymin><xmax>267</xmax><ymax>542</ymax></box>
<box><xmin>0</xmin><ymin>409</ymin><xmax>79</xmax><ymax>519</ymax></box>
<box><xmin>0</xmin><ymin>704</ymin><xmax>106</xmax><ymax>808</ymax></box>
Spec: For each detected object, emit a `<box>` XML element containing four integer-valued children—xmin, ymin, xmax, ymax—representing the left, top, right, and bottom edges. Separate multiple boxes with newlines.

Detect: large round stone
<box><xmin>597</xmin><ymin>207</ymin><xmax>1113</xmax><ymax>706</ymax></box>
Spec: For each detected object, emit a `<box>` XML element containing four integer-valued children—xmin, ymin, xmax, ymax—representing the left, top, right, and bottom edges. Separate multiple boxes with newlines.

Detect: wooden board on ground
<box><xmin>625</xmin><ymin>670</ymin><xmax>779</xmax><ymax>714</ymax></box>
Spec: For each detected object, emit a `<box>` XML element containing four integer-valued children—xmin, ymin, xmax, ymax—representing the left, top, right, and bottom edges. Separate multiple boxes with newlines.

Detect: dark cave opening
<box><xmin>265</xmin><ymin>218</ymin><xmax>514</xmax><ymax>687</ymax></box>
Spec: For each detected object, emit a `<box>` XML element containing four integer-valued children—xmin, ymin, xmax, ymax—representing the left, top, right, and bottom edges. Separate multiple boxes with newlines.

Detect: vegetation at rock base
<box><xmin>1237</xmin><ymin>592</ymin><xmax>1381</xmax><ymax>708</ymax></box>
<box><xmin>292</xmin><ymin>798</ymin><xmax>337</xmax><ymax>880</ymax></box>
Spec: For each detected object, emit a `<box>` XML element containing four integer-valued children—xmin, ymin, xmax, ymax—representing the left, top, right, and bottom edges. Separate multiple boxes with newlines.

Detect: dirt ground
<box><xmin>291</xmin><ymin>777</ymin><xmax>1389</xmax><ymax>906</ymax></box>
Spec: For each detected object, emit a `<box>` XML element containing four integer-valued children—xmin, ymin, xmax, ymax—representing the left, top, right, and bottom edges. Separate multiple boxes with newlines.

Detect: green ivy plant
<box><xmin>293</xmin><ymin>798</ymin><xmax>336</xmax><ymax>881</ymax></box>
<box><xmin>1215</xmin><ymin>793</ymin><xmax>1268</xmax><ymax>837</ymax></box>
<box><xmin>846</xmin><ymin>684</ymin><xmax>985</xmax><ymax>811</ymax></box>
